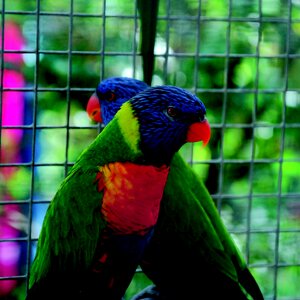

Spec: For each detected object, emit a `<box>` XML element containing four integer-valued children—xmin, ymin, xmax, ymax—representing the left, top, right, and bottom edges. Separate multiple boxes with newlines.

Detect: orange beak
<box><xmin>186</xmin><ymin>119</ymin><xmax>211</xmax><ymax>146</ymax></box>
<box><xmin>86</xmin><ymin>93</ymin><xmax>103</xmax><ymax>123</ymax></box>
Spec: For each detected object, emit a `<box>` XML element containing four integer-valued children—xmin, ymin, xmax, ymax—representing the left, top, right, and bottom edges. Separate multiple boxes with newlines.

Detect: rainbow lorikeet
<box><xmin>86</xmin><ymin>77</ymin><xmax>264</xmax><ymax>300</ymax></box>
<box><xmin>26</xmin><ymin>85</ymin><xmax>210</xmax><ymax>300</ymax></box>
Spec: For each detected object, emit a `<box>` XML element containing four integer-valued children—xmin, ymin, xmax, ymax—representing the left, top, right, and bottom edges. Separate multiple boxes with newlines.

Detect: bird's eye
<box><xmin>166</xmin><ymin>106</ymin><xmax>179</xmax><ymax>118</ymax></box>
<box><xmin>105</xmin><ymin>91</ymin><xmax>116</xmax><ymax>101</ymax></box>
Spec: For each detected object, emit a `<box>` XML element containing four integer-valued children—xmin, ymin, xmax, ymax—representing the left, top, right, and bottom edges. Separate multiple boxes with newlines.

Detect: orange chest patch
<box><xmin>97</xmin><ymin>162</ymin><xmax>169</xmax><ymax>235</ymax></box>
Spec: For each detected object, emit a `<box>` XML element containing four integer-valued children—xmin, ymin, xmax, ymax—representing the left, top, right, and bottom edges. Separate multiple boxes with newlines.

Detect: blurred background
<box><xmin>0</xmin><ymin>0</ymin><xmax>299</xmax><ymax>299</ymax></box>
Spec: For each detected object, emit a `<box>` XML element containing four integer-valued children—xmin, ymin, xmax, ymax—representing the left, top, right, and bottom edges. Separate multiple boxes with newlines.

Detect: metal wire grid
<box><xmin>0</xmin><ymin>0</ymin><xmax>300</xmax><ymax>299</ymax></box>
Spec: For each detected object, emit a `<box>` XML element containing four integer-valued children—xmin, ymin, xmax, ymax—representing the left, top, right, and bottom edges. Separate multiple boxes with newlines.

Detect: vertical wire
<box><xmin>132</xmin><ymin>0</ymin><xmax>138</xmax><ymax>78</ymax></box>
<box><xmin>190</xmin><ymin>0</ymin><xmax>202</xmax><ymax>169</ymax></box>
<box><xmin>64</xmin><ymin>0</ymin><xmax>74</xmax><ymax>177</ymax></box>
<box><xmin>26</xmin><ymin>0</ymin><xmax>41</xmax><ymax>291</ymax></box>
<box><xmin>0</xmin><ymin>1</ymin><xmax>5</xmax><ymax>162</ymax></box>
<box><xmin>245</xmin><ymin>0</ymin><xmax>263</xmax><ymax>266</ymax></box>
<box><xmin>98</xmin><ymin>0</ymin><xmax>107</xmax><ymax>134</ymax></box>
<box><xmin>100</xmin><ymin>0</ymin><xmax>107</xmax><ymax>81</ymax></box>
<box><xmin>193</xmin><ymin>0</ymin><xmax>201</xmax><ymax>94</ymax></box>
<box><xmin>273</xmin><ymin>1</ymin><xmax>291</xmax><ymax>298</ymax></box>
<box><xmin>163</xmin><ymin>0</ymin><xmax>171</xmax><ymax>84</ymax></box>
<box><xmin>217</xmin><ymin>0</ymin><xmax>232</xmax><ymax>213</ymax></box>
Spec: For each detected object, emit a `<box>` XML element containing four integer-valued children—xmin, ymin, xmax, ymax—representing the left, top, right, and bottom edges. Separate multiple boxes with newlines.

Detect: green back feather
<box><xmin>157</xmin><ymin>153</ymin><xmax>262</xmax><ymax>299</ymax></box>
<box><xmin>172</xmin><ymin>154</ymin><xmax>245</xmax><ymax>266</ymax></box>
<box><xmin>159</xmin><ymin>153</ymin><xmax>246</xmax><ymax>284</ymax></box>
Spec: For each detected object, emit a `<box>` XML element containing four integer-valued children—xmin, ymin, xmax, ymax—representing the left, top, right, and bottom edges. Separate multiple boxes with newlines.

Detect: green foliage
<box><xmin>7</xmin><ymin>170</ymin><xmax>30</xmax><ymax>200</ymax></box>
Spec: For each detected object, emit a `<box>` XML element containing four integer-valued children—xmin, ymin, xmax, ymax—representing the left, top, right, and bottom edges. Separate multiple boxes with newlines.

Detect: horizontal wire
<box><xmin>2</xmin><ymin>87</ymin><xmax>300</xmax><ymax>95</ymax></box>
<box><xmin>1</xmin><ymin>156</ymin><xmax>300</xmax><ymax>168</ymax></box>
<box><xmin>1</xmin><ymin>192</ymin><xmax>299</xmax><ymax>206</ymax></box>
<box><xmin>3</xmin><ymin>49</ymin><xmax>300</xmax><ymax>59</ymax></box>
<box><xmin>1</xmin><ymin>227</ymin><xmax>300</xmax><ymax>243</ymax></box>
<box><xmin>2</xmin><ymin>9</ymin><xmax>300</xmax><ymax>23</ymax></box>
<box><xmin>1</xmin><ymin>122</ymin><xmax>299</xmax><ymax>129</ymax></box>
<box><xmin>0</xmin><ymin>125</ymin><xmax>99</xmax><ymax>129</ymax></box>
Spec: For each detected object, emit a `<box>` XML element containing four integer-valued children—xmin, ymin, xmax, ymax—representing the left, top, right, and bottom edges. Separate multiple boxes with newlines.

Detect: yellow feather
<box><xmin>116</xmin><ymin>102</ymin><xmax>141</xmax><ymax>156</ymax></box>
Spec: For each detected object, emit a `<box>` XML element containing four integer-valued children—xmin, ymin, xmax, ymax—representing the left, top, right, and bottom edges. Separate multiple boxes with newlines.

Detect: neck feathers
<box><xmin>75</xmin><ymin>103</ymin><xmax>142</xmax><ymax>167</ymax></box>
<box><xmin>115</xmin><ymin>102</ymin><xmax>141</xmax><ymax>157</ymax></box>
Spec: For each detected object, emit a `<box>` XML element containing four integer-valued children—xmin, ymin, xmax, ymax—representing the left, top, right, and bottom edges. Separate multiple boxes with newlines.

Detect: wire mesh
<box><xmin>0</xmin><ymin>0</ymin><xmax>300</xmax><ymax>299</ymax></box>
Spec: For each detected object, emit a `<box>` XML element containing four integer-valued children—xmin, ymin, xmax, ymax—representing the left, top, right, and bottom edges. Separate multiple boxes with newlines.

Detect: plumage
<box><xmin>86</xmin><ymin>77</ymin><xmax>264</xmax><ymax>300</ymax></box>
<box><xmin>27</xmin><ymin>85</ymin><xmax>209</xmax><ymax>300</ymax></box>
<box><xmin>87</xmin><ymin>77</ymin><xmax>149</xmax><ymax>124</ymax></box>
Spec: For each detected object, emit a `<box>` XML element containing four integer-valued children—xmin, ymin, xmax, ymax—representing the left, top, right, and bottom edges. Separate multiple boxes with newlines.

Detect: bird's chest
<box><xmin>98</xmin><ymin>162</ymin><xmax>169</xmax><ymax>235</ymax></box>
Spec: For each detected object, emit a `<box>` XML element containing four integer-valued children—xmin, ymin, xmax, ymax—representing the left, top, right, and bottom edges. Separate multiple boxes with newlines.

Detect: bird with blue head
<box><xmin>86</xmin><ymin>77</ymin><xmax>264</xmax><ymax>300</ymax></box>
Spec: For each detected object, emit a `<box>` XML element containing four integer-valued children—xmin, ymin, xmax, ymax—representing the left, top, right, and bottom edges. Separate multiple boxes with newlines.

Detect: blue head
<box><xmin>127</xmin><ymin>85</ymin><xmax>211</xmax><ymax>165</ymax></box>
<box><xmin>87</xmin><ymin>77</ymin><xmax>149</xmax><ymax>125</ymax></box>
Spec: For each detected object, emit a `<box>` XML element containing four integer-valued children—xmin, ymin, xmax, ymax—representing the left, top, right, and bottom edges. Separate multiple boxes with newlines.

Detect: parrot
<box><xmin>86</xmin><ymin>77</ymin><xmax>264</xmax><ymax>300</ymax></box>
<box><xmin>26</xmin><ymin>85</ymin><xmax>210</xmax><ymax>300</ymax></box>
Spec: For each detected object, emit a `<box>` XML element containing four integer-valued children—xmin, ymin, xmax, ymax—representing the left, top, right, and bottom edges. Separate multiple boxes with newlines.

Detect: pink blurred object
<box><xmin>1</xmin><ymin>20</ymin><xmax>25</xmax><ymax>169</ymax></box>
<box><xmin>0</xmin><ymin>20</ymin><xmax>26</xmax><ymax>296</ymax></box>
<box><xmin>0</xmin><ymin>204</ymin><xmax>21</xmax><ymax>295</ymax></box>
<box><xmin>2</xmin><ymin>20</ymin><xmax>25</xmax><ymax>67</ymax></box>
<box><xmin>1</xmin><ymin>69</ymin><xmax>25</xmax><ymax>170</ymax></box>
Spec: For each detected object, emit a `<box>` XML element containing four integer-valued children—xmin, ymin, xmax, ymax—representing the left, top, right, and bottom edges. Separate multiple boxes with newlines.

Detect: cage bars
<box><xmin>0</xmin><ymin>1</ymin><xmax>299</xmax><ymax>299</ymax></box>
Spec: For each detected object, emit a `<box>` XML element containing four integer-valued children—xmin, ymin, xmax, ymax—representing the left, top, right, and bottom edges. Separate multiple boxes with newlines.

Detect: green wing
<box><xmin>172</xmin><ymin>153</ymin><xmax>245</xmax><ymax>266</ymax></box>
<box><xmin>161</xmin><ymin>153</ymin><xmax>239</xmax><ymax>281</ymax></box>
<box><xmin>29</xmin><ymin>162</ymin><xmax>105</xmax><ymax>288</ymax></box>
<box><xmin>161</xmin><ymin>152</ymin><xmax>262</xmax><ymax>299</ymax></box>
